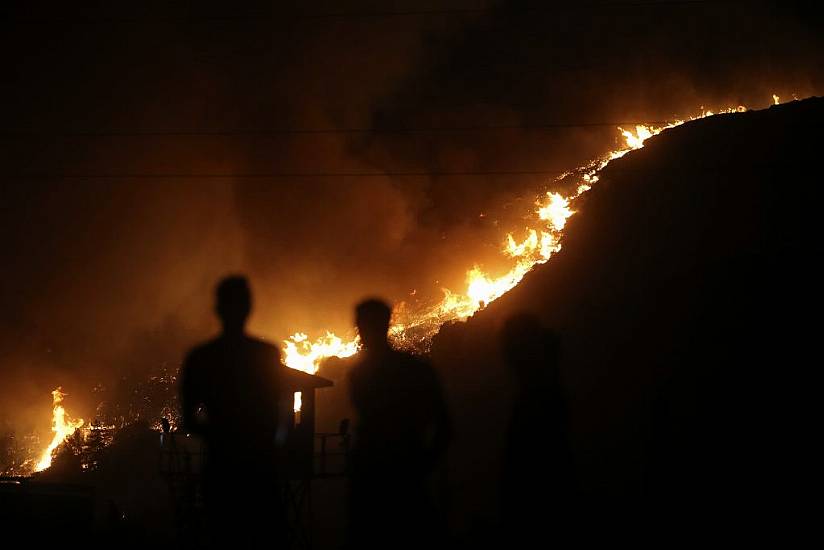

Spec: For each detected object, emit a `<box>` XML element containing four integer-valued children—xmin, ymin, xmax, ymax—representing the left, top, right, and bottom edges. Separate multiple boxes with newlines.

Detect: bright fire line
<box><xmin>281</xmin><ymin>98</ymin><xmax>779</xmax><ymax>375</ymax></box>
<box><xmin>31</xmin><ymin>95</ymin><xmax>789</xmax><ymax>470</ymax></box>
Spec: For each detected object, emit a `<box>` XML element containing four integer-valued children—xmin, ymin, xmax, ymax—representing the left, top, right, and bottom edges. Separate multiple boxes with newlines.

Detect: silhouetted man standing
<box><xmin>180</xmin><ymin>276</ymin><xmax>284</xmax><ymax>547</ymax></box>
<box><xmin>500</xmin><ymin>313</ymin><xmax>574</xmax><ymax>544</ymax></box>
<box><xmin>347</xmin><ymin>299</ymin><xmax>451</xmax><ymax>550</ymax></box>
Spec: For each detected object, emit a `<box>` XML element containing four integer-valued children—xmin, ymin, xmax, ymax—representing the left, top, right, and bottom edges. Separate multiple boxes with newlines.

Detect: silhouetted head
<box><xmin>501</xmin><ymin>313</ymin><xmax>560</xmax><ymax>386</ymax></box>
<box><xmin>215</xmin><ymin>275</ymin><xmax>252</xmax><ymax>335</ymax></box>
<box><xmin>355</xmin><ymin>298</ymin><xmax>392</xmax><ymax>352</ymax></box>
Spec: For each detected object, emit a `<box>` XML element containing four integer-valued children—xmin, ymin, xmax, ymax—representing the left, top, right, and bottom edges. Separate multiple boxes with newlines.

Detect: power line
<box><xmin>0</xmin><ymin>121</ymin><xmax>681</xmax><ymax>138</ymax></box>
<box><xmin>297</xmin><ymin>0</ymin><xmax>738</xmax><ymax>19</ymax></box>
<box><xmin>9</xmin><ymin>165</ymin><xmax>772</xmax><ymax>179</ymax></box>
<box><xmin>9</xmin><ymin>170</ymin><xmax>568</xmax><ymax>179</ymax></box>
<box><xmin>0</xmin><ymin>1</ymin><xmax>748</xmax><ymax>25</ymax></box>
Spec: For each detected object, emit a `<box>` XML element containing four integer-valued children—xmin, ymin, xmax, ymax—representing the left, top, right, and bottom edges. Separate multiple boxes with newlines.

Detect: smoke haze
<box><xmin>1</xmin><ymin>0</ymin><xmax>822</xmax><ymax>426</ymax></box>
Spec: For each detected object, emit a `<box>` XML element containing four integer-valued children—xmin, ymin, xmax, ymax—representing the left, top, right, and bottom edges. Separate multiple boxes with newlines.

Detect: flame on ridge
<box><xmin>282</xmin><ymin>97</ymin><xmax>782</xmax><ymax>374</ymax></box>
<box><xmin>283</xmin><ymin>332</ymin><xmax>360</xmax><ymax>375</ymax></box>
<box><xmin>23</xmin><ymin>95</ymin><xmax>790</xmax><ymax>471</ymax></box>
<box><xmin>35</xmin><ymin>387</ymin><xmax>84</xmax><ymax>472</ymax></box>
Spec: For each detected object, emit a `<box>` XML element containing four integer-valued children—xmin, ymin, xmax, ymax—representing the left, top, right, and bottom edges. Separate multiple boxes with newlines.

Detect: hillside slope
<box><xmin>432</xmin><ymin>97</ymin><xmax>823</xmax><ymax>540</ymax></box>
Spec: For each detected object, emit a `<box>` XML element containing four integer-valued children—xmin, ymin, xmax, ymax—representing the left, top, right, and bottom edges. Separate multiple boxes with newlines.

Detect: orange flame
<box><xmin>35</xmin><ymin>387</ymin><xmax>84</xmax><ymax>472</ymax></box>
<box><xmin>282</xmin><ymin>332</ymin><xmax>359</xmax><ymax>374</ymax></box>
<box><xmin>537</xmin><ymin>192</ymin><xmax>575</xmax><ymax>231</ymax></box>
<box><xmin>618</xmin><ymin>125</ymin><xmax>655</xmax><ymax>151</ymax></box>
<box><xmin>279</xmin><ymin>95</ymin><xmax>780</xmax><ymax>375</ymax></box>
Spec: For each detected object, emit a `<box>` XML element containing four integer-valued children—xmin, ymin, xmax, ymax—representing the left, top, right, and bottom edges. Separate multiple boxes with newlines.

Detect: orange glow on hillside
<box><xmin>280</xmin><ymin>96</ymin><xmax>785</xmax><ymax>375</ymax></box>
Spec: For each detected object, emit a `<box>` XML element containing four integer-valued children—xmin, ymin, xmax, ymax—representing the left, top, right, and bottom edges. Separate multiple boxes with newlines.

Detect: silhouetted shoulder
<box><xmin>397</xmin><ymin>350</ymin><xmax>428</xmax><ymax>367</ymax></box>
<box><xmin>245</xmin><ymin>336</ymin><xmax>281</xmax><ymax>357</ymax></box>
<box><xmin>183</xmin><ymin>337</ymin><xmax>221</xmax><ymax>366</ymax></box>
<box><xmin>238</xmin><ymin>335</ymin><xmax>281</xmax><ymax>360</ymax></box>
<box><xmin>396</xmin><ymin>351</ymin><xmax>440</xmax><ymax>383</ymax></box>
<box><xmin>181</xmin><ymin>339</ymin><xmax>221</xmax><ymax>390</ymax></box>
<box><xmin>184</xmin><ymin>335</ymin><xmax>280</xmax><ymax>365</ymax></box>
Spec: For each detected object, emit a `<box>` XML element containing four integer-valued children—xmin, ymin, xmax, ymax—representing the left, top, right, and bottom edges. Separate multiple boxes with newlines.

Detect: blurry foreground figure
<box><xmin>180</xmin><ymin>276</ymin><xmax>285</xmax><ymax>547</ymax></box>
<box><xmin>500</xmin><ymin>313</ymin><xmax>574</xmax><ymax>543</ymax></box>
<box><xmin>347</xmin><ymin>298</ymin><xmax>452</xmax><ymax>550</ymax></box>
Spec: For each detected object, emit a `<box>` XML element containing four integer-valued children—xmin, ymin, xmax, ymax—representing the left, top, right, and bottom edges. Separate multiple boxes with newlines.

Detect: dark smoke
<box><xmin>1</xmin><ymin>0</ymin><xmax>822</xmax><ymax>429</ymax></box>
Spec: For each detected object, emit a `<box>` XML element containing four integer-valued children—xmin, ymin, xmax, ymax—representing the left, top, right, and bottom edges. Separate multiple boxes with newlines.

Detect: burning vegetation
<box><xmin>2</xmin><ymin>368</ymin><xmax>180</xmax><ymax>476</ymax></box>
<box><xmin>1</xmin><ymin>94</ymin><xmax>790</xmax><ymax>477</ymax></box>
<box><xmin>280</xmin><ymin>99</ymin><xmax>766</xmax><ymax>375</ymax></box>
<box><xmin>34</xmin><ymin>388</ymin><xmax>84</xmax><ymax>472</ymax></box>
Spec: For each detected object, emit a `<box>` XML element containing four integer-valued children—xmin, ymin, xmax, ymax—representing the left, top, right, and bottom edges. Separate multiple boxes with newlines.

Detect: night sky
<box><xmin>1</xmin><ymin>0</ymin><xmax>822</xmax><ymax>425</ymax></box>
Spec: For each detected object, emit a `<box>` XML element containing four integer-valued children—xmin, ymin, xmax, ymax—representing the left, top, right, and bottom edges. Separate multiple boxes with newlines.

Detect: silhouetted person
<box><xmin>500</xmin><ymin>313</ymin><xmax>574</xmax><ymax>543</ymax></box>
<box><xmin>347</xmin><ymin>298</ymin><xmax>451</xmax><ymax>550</ymax></box>
<box><xmin>180</xmin><ymin>276</ymin><xmax>284</xmax><ymax>547</ymax></box>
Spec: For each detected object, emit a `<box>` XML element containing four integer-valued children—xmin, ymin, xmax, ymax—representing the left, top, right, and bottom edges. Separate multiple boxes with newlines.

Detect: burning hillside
<box><xmin>428</xmin><ymin>95</ymin><xmax>823</xmax><ymax>539</ymax></box>
<box><xmin>280</xmin><ymin>101</ymin><xmax>764</xmax><ymax>374</ymax></box>
<box><xmin>6</xmin><ymin>95</ymin><xmax>797</xmax><ymax>477</ymax></box>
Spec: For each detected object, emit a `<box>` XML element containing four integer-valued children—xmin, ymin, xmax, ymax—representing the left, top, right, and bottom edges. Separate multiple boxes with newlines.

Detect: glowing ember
<box><xmin>35</xmin><ymin>387</ymin><xmax>84</xmax><ymax>472</ymax></box>
<box><xmin>279</xmin><ymin>95</ymin><xmax>781</xmax><ymax>375</ymax></box>
<box><xmin>773</xmin><ymin>94</ymin><xmax>780</xmax><ymax>105</ymax></box>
